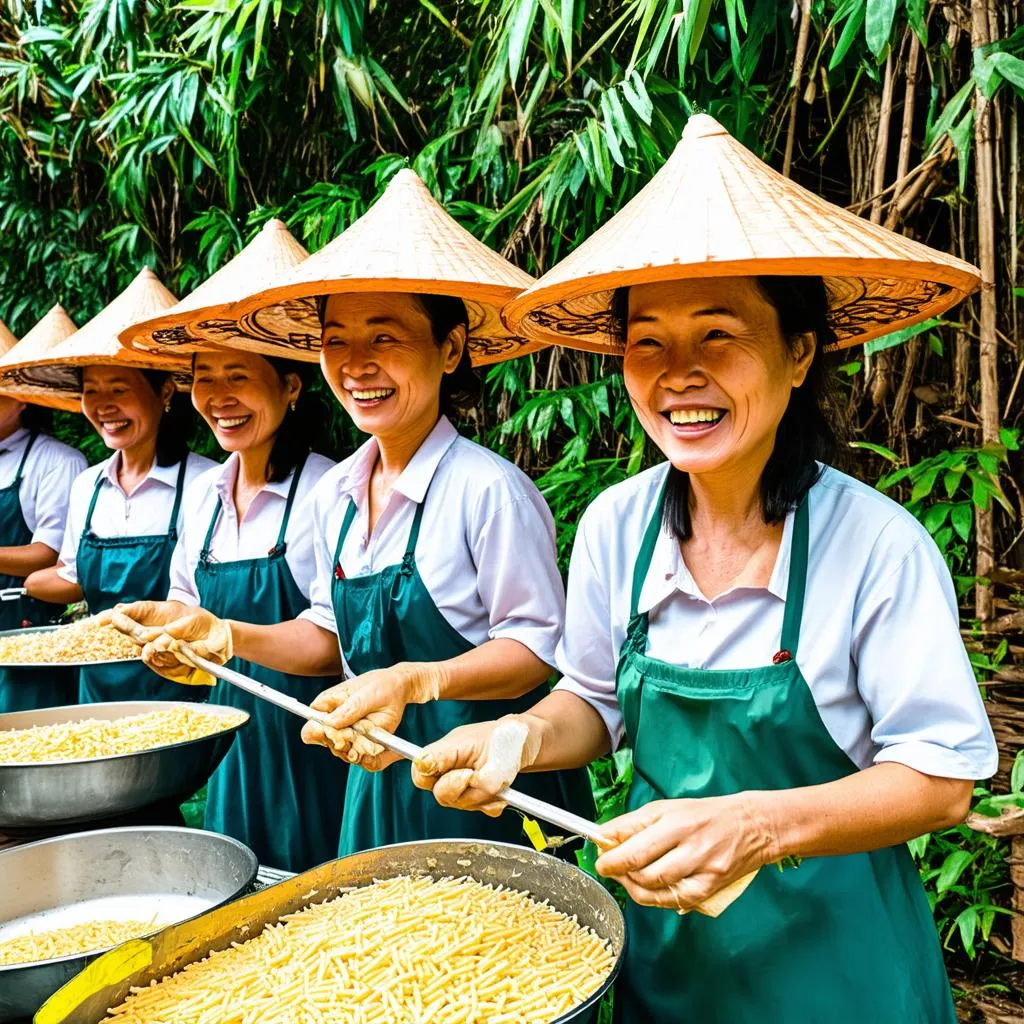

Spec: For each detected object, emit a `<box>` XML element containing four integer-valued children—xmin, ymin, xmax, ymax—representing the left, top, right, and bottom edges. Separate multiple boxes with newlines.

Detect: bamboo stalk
<box><xmin>971</xmin><ymin>0</ymin><xmax>1000</xmax><ymax>623</ymax></box>
<box><xmin>889</xmin><ymin>30</ymin><xmax>920</xmax><ymax>210</ymax></box>
<box><xmin>869</xmin><ymin>53</ymin><xmax>894</xmax><ymax>225</ymax></box>
<box><xmin>782</xmin><ymin>0</ymin><xmax>813</xmax><ymax>178</ymax></box>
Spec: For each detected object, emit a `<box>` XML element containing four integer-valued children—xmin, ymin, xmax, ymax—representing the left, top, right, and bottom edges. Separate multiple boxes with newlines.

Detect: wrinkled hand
<box><xmin>300</xmin><ymin>662</ymin><xmax>444</xmax><ymax>771</ymax></box>
<box><xmin>411</xmin><ymin>716</ymin><xmax>542</xmax><ymax>817</ymax></box>
<box><xmin>594</xmin><ymin>795</ymin><xmax>774</xmax><ymax>914</ymax></box>
<box><xmin>105</xmin><ymin>601</ymin><xmax>232</xmax><ymax>687</ymax></box>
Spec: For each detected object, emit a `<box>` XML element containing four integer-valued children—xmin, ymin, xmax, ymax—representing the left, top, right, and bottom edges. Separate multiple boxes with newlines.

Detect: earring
<box><xmin>164</xmin><ymin>399</ymin><xmax>172</xmax><ymax>412</ymax></box>
<box><xmin>290</xmin><ymin>400</ymin><xmax>297</xmax><ymax>412</ymax></box>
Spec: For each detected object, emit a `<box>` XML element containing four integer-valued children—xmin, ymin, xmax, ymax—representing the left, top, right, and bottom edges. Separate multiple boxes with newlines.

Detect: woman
<box><xmin>409</xmin><ymin>116</ymin><xmax>997</xmax><ymax>1023</ymax></box>
<box><xmin>112</xmin><ymin>168</ymin><xmax>593</xmax><ymax>857</ymax></box>
<box><xmin>145</xmin><ymin>349</ymin><xmax>340</xmax><ymax>871</ymax></box>
<box><xmin>23</xmin><ymin>269</ymin><xmax>215</xmax><ymax>704</ymax></box>
<box><xmin>0</xmin><ymin>313</ymin><xmax>87</xmax><ymax>712</ymax></box>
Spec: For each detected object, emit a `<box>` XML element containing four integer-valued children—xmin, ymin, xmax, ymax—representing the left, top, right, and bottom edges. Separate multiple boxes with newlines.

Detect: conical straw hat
<box><xmin>0</xmin><ymin>269</ymin><xmax>191</xmax><ymax>399</ymax></box>
<box><xmin>503</xmin><ymin>114</ymin><xmax>981</xmax><ymax>353</ymax></box>
<box><xmin>224</xmin><ymin>169</ymin><xmax>541</xmax><ymax>366</ymax></box>
<box><xmin>0</xmin><ymin>304</ymin><xmax>82</xmax><ymax>411</ymax></box>
<box><xmin>120</xmin><ymin>219</ymin><xmax>317</xmax><ymax>362</ymax></box>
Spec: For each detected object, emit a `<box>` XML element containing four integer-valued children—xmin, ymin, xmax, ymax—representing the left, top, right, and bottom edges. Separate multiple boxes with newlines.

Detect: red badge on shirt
<box><xmin>772</xmin><ymin>649</ymin><xmax>792</xmax><ymax>665</ymax></box>
<box><xmin>334</xmin><ymin>563</ymin><xmax>345</xmax><ymax>580</ymax></box>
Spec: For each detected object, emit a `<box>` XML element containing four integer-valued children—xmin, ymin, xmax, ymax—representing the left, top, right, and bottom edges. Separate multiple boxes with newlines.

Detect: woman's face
<box><xmin>622</xmin><ymin>277</ymin><xmax>815</xmax><ymax>479</ymax></box>
<box><xmin>319</xmin><ymin>292</ymin><xmax>463</xmax><ymax>441</ymax></box>
<box><xmin>192</xmin><ymin>350</ymin><xmax>298</xmax><ymax>454</ymax></box>
<box><xmin>81</xmin><ymin>366</ymin><xmax>169</xmax><ymax>453</ymax></box>
<box><xmin>0</xmin><ymin>397</ymin><xmax>25</xmax><ymax>438</ymax></box>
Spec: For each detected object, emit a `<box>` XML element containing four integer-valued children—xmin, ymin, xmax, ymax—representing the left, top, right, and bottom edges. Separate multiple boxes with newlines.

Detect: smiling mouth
<box><xmin>214</xmin><ymin>415</ymin><xmax>252</xmax><ymax>430</ymax></box>
<box><xmin>349</xmin><ymin>388</ymin><xmax>395</xmax><ymax>404</ymax></box>
<box><xmin>662</xmin><ymin>408</ymin><xmax>726</xmax><ymax>433</ymax></box>
<box><xmin>100</xmin><ymin>419</ymin><xmax>131</xmax><ymax>433</ymax></box>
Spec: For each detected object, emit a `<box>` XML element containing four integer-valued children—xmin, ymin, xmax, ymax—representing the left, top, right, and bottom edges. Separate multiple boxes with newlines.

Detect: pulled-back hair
<box><xmin>613</xmin><ymin>276</ymin><xmax>841</xmax><ymax>542</ymax></box>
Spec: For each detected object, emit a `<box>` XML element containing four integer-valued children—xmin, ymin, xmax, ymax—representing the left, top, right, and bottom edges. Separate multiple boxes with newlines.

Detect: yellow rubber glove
<box><xmin>106</xmin><ymin>602</ymin><xmax>232</xmax><ymax>687</ymax></box>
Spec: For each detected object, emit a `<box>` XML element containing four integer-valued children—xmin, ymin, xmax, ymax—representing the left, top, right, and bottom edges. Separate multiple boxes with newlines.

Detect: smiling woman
<box><xmin>411</xmin><ymin>115</ymin><xmax>997</xmax><ymax>1024</ymax></box>
<box><xmin>111</xmin><ymin>168</ymin><xmax>595</xmax><ymax>861</ymax></box>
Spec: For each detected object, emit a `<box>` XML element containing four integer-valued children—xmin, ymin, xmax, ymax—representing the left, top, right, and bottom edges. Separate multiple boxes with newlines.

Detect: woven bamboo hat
<box><xmin>223</xmin><ymin>169</ymin><xmax>542</xmax><ymax>365</ymax></box>
<box><xmin>120</xmin><ymin>219</ymin><xmax>316</xmax><ymax>361</ymax></box>
<box><xmin>503</xmin><ymin>114</ymin><xmax>981</xmax><ymax>353</ymax></box>
<box><xmin>0</xmin><ymin>269</ymin><xmax>191</xmax><ymax>403</ymax></box>
<box><xmin>0</xmin><ymin>304</ymin><xmax>82</xmax><ymax>411</ymax></box>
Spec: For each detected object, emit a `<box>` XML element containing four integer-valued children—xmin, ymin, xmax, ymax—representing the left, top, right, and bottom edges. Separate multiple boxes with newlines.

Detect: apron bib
<box><xmin>77</xmin><ymin>459</ymin><xmax>196</xmax><ymax>705</ymax></box>
<box><xmin>0</xmin><ymin>433</ymin><xmax>78</xmax><ymax>713</ymax></box>
<box><xmin>331</xmin><ymin>488</ymin><xmax>594</xmax><ymax>856</ymax></box>
<box><xmin>196</xmin><ymin>458</ymin><xmax>347</xmax><ymax>872</ymax></box>
<box><xmin>612</xmin><ymin>485</ymin><xmax>956</xmax><ymax>1024</ymax></box>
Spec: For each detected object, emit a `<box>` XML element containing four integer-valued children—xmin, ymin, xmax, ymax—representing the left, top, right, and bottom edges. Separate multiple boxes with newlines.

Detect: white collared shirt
<box><xmin>302</xmin><ymin>416</ymin><xmax>566</xmax><ymax>667</ymax></box>
<box><xmin>556</xmin><ymin>462</ymin><xmax>998</xmax><ymax>781</ymax></box>
<box><xmin>167</xmin><ymin>451</ymin><xmax>335</xmax><ymax>604</ymax></box>
<box><xmin>0</xmin><ymin>427</ymin><xmax>86</xmax><ymax>553</ymax></box>
<box><xmin>58</xmin><ymin>451</ymin><xmax>217</xmax><ymax>584</ymax></box>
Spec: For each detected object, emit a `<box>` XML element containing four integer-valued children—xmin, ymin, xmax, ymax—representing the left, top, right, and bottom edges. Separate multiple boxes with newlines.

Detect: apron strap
<box><xmin>405</xmin><ymin>490</ymin><xmax>429</xmax><ymax>559</ymax></box>
<box><xmin>166</xmin><ymin>458</ymin><xmax>188</xmax><ymax>540</ymax></box>
<box><xmin>779</xmin><ymin>495</ymin><xmax>810</xmax><ymax>657</ymax></box>
<box><xmin>83</xmin><ymin>468</ymin><xmax>105</xmax><ymax>532</ymax></box>
<box><xmin>272</xmin><ymin>454</ymin><xmax>307</xmax><ymax>553</ymax></box>
<box><xmin>333</xmin><ymin>501</ymin><xmax>358</xmax><ymax>575</ymax></box>
<box><xmin>13</xmin><ymin>431</ymin><xmax>39</xmax><ymax>483</ymax></box>
<box><xmin>629</xmin><ymin>473</ymin><xmax>669</xmax><ymax>621</ymax></box>
<box><xmin>200</xmin><ymin>497</ymin><xmax>222</xmax><ymax>563</ymax></box>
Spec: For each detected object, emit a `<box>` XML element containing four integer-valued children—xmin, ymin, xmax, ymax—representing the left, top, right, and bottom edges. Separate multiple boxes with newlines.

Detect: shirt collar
<box><xmin>103</xmin><ymin>452</ymin><xmax>184</xmax><ymax>492</ymax></box>
<box><xmin>636</xmin><ymin>499</ymin><xmax>796</xmax><ymax>615</ymax></box>
<box><xmin>337</xmin><ymin>416</ymin><xmax>459</xmax><ymax>506</ymax></box>
<box><xmin>214</xmin><ymin>452</ymin><xmax>294</xmax><ymax>510</ymax></box>
<box><xmin>0</xmin><ymin>427</ymin><xmax>30</xmax><ymax>451</ymax></box>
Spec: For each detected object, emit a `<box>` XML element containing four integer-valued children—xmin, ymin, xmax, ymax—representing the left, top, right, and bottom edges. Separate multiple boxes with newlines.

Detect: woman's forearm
<box><xmin>229</xmin><ymin>618</ymin><xmax>343</xmax><ymax>676</ymax></box>
<box><xmin>755</xmin><ymin>762</ymin><xmax>973</xmax><ymax>862</ymax></box>
<box><xmin>0</xmin><ymin>542</ymin><xmax>59</xmax><ymax>579</ymax></box>
<box><xmin>24</xmin><ymin>565</ymin><xmax>83</xmax><ymax>605</ymax></box>
<box><xmin>520</xmin><ymin>690</ymin><xmax>612</xmax><ymax>771</ymax></box>
<box><xmin>428</xmin><ymin>638</ymin><xmax>553</xmax><ymax>703</ymax></box>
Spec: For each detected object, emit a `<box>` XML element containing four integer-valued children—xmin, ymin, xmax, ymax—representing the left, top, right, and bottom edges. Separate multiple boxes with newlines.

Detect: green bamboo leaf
<box><xmin>1011</xmin><ymin>750</ymin><xmax>1024</xmax><ymax>794</ymax></box>
<box><xmin>864</xmin><ymin>0</ymin><xmax>897</xmax><ymax>58</ymax></box>
<box><xmin>687</xmin><ymin>0</ymin><xmax>714</xmax><ymax>64</ymax></box>
<box><xmin>507</xmin><ymin>0</ymin><xmax>540</xmax><ymax>87</ymax></box>
<box><xmin>950</xmin><ymin>503</ymin><xmax>973</xmax><ymax>542</ymax></box>
<box><xmin>829</xmin><ymin>6</ymin><xmax>866</xmax><ymax>70</ymax></box>
<box><xmin>936</xmin><ymin>850</ymin><xmax>973</xmax><ymax>894</ymax></box>
<box><xmin>910</xmin><ymin>464</ymin><xmax>942</xmax><ymax>503</ymax></box>
<box><xmin>864</xmin><ymin>317</ymin><xmax>939</xmax><ymax>356</ymax></box>
<box><xmin>923</xmin><ymin>502</ymin><xmax>951</xmax><ymax>535</ymax></box>
<box><xmin>848</xmin><ymin>441</ymin><xmax>900</xmax><ymax>463</ymax></box>
<box><xmin>943</xmin><ymin>469</ymin><xmax>964</xmax><ymax>498</ymax></box>
<box><xmin>620</xmin><ymin>70</ymin><xmax>653</xmax><ymax>124</ymax></box>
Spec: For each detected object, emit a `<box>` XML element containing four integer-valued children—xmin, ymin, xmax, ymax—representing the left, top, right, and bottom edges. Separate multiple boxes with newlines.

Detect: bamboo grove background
<box><xmin>2</xmin><ymin>0</ymin><xmax>1024</xmax><ymax>1009</ymax></box>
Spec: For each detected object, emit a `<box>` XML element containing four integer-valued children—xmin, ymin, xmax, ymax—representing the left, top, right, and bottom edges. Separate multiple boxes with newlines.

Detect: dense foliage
<box><xmin>2</xmin><ymin>0</ymin><xmax>1023</xmax><ymax>996</ymax></box>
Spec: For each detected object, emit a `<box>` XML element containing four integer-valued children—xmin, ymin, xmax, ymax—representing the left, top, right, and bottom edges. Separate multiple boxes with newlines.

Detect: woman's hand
<box><xmin>300</xmin><ymin>662</ymin><xmax>445</xmax><ymax>771</ymax></box>
<box><xmin>411</xmin><ymin>716</ymin><xmax>543</xmax><ymax>816</ymax></box>
<box><xmin>594</xmin><ymin>795</ymin><xmax>775</xmax><ymax>913</ymax></box>
<box><xmin>106</xmin><ymin>601</ymin><xmax>232</xmax><ymax>687</ymax></box>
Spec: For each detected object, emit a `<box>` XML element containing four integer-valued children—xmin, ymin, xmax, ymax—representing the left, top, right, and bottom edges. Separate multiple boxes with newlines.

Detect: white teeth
<box><xmin>351</xmin><ymin>389</ymin><xmax>394</xmax><ymax>400</ymax></box>
<box><xmin>668</xmin><ymin>409</ymin><xmax>723</xmax><ymax>425</ymax></box>
<box><xmin>216</xmin><ymin>416</ymin><xmax>250</xmax><ymax>428</ymax></box>
<box><xmin>102</xmin><ymin>420</ymin><xmax>130</xmax><ymax>430</ymax></box>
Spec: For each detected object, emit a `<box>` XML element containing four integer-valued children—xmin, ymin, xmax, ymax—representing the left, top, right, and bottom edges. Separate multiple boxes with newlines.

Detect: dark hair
<box><xmin>262</xmin><ymin>358</ymin><xmax>333</xmax><ymax>483</ymax></box>
<box><xmin>20</xmin><ymin>403</ymin><xmax>53</xmax><ymax>434</ymax></box>
<box><xmin>614</xmin><ymin>276</ymin><xmax>841</xmax><ymax>542</ymax></box>
<box><xmin>316</xmin><ymin>292</ymin><xmax>481</xmax><ymax>417</ymax></box>
<box><xmin>140</xmin><ymin>371</ymin><xmax>193</xmax><ymax>467</ymax></box>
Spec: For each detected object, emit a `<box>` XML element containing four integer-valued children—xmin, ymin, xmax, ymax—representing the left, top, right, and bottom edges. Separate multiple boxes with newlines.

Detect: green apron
<box><xmin>613</xmin><ymin>482</ymin><xmax>957</xmax><ymax>1023</ymax></box>
<box><xmin>331</xmin><ymin>487</ymin><xmax>594</xmax><ymax>855</ymax></box>
<box><xmin>197</xmin><ymin>458</ymin><xmax>347</xmax><ymax>872</ymax></box>
<box><xmin>77</xmin><ymin>458</ymin><xmax>196</xmax><ymax>705</ymax></box>
<box><xmin>0</xmin><ymin>432</ymin><xmax>78</xmax><ymax>713</ymax></box>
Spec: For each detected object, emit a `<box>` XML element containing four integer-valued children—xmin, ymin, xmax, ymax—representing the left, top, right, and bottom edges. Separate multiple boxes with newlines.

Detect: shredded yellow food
<box><xmin>0</xmin><ymin>706</ymin><xmax>246</xmax><ymax>764</ymax></box>
<box><xmin>0</xmin><ymin>617</ymin><xmax>139</xmax><ymax>665</ymax></box>
<box><xmin>103</xmin><ymin>875</ymin><xmax>615</xmax><ymax>1024</ymax></box>
<box><xmin>0</xmin><ymin>918</ymin><xmax>156</xmax><ymax>966</ymax></box>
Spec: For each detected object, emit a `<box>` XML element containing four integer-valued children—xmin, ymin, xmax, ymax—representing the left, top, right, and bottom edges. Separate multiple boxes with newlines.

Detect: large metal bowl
<box><xmin>38</xmin><ymin>839</ymin><xmax>626</xmax><ymax>1024</ymax></box>
<box><xmin>0</xmin><ymin>701</ymin><xmax>247</xmax><ymax>829</ymax></box>
<box><xmin>0</xmin><ymin>826</ymin><xmax>257</xmax><ymax>1023</ymax></box>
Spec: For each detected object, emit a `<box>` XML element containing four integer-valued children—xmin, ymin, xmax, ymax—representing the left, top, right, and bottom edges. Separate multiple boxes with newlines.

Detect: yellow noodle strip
<box><xmin>0</xmin><ymin>706</ymin><xmax>246</xmax><ymax>764</ymax></box>
<box><xmin>0</xmin><ymin>617</ymin><xmax>139</xmax><ymax>665</ymax></box>
<box><xmin>0</xmin><ymin>918</ymin><xmax>155</xmax><ymax>966</ymax></box>
<box><xmin>102</xmin><ymin>876</ymin><xmax>614</xmax><ymax>1024</ymax></box>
